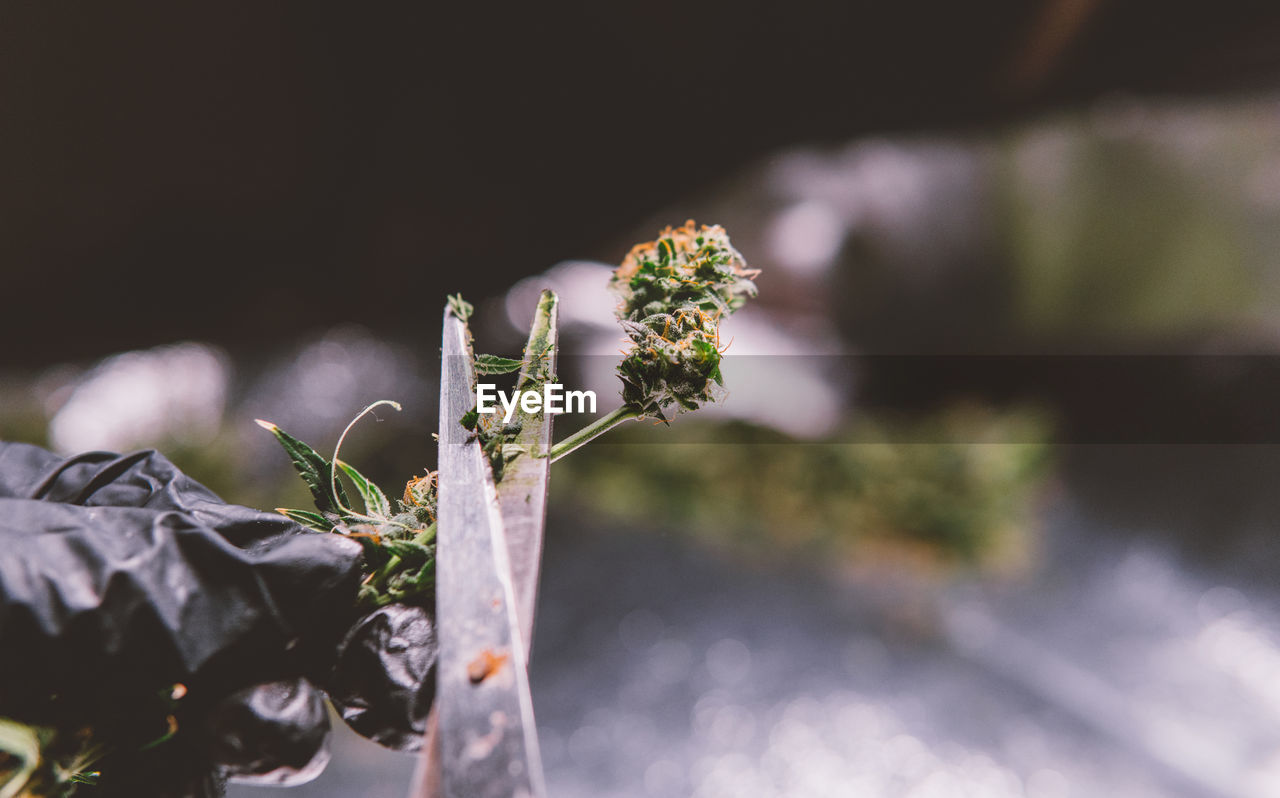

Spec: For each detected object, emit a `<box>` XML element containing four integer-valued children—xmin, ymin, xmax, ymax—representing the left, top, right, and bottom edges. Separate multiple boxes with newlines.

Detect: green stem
<box><xmin>548</xmin><ymin>405</ymin><xmax>641</xmax><ymax>462</ymax></box>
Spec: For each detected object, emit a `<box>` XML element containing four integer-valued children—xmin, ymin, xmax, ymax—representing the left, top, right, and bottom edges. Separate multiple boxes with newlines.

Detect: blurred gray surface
<box><xmin>232</xmin><ymin>474</ymin><xmax>1280</xmax><ymax>798</ymax></box>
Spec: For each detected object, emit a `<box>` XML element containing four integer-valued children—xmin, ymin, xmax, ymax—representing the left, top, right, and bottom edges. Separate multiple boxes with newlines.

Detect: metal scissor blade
<box><xmin>496</xmin><ymin>290</ymin><xmax>558</xmax><ymax>653</ymax></box>
<box><xmin>425</xmin><ymin>307</ymin><xmax>546</xmax><ymax>798</ymax></box>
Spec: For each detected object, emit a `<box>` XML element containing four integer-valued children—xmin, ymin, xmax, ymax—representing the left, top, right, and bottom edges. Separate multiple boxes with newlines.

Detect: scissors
<box><xmin>410</xmin><ymin>292</ymin><xmax>558</xmax><ymax>798</ymax></box>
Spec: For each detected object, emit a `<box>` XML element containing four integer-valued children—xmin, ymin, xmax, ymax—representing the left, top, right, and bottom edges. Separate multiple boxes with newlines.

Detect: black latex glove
<box><xmin>328</xmin><ymin>602</ymin><xmax>438</xmax><ymax>751</ymax></box>
<box><xmin>0</xmin><ymin>442</ymin><xmax>366</xmax><ymax>796</ymax></box>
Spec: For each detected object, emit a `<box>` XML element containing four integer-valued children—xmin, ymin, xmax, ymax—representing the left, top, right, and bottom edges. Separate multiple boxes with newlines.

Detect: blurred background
<box><xmin>7</xmin><ymin>1</ymin><xmax>1280</xmax><ymax>796</ymax></box>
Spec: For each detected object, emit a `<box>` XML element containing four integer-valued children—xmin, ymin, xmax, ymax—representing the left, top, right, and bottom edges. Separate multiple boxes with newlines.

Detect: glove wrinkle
<box><xmin>0</xmin><ymin>443</ymin><xmax>109</xmax><ymax>500</ymax></box>
<box><xmin>64</xmin><ymin>450</ymin><xmax>158</xmax><ymax>505</ymax></box>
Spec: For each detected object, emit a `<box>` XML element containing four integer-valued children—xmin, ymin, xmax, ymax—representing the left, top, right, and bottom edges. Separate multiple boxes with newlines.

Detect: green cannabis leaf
<box><xmin>336</xmin><ymin>459</ymin><xmax>392</xmax><ymax>518</ymax></box>
<box><xmin>275</xmin><ymin>507</ymin><xmax>333</xmax><ymax>533</ymax></box>
<box><xmin>474</xmin><ymin>354</ymin><xmax>524</xmax><ymax>375</ymax></box>
<box><xmin>254</xmin><ymin>419</ymin><xmax>351</xmax><ymax>513</ymax></box>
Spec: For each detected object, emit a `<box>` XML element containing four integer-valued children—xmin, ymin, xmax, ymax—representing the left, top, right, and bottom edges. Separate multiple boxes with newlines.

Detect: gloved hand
<box><xmin>0</xmin><ymin>441</ymin><xmax>436</xmax><ymax>797</ymax></box>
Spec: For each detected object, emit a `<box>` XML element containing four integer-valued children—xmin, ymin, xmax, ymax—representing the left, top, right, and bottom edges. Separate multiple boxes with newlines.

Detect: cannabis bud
<box><xmin>611</xmin><ymin>221</ymin><xmax>759</xmax><ymax>421</ymax></box>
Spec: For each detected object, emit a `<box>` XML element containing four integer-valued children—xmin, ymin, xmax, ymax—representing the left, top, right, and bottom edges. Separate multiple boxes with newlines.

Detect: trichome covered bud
<box><xmin>611</xmin><ymin>221</ymin><xmax>759</xmax><ymax>420</ymax></box>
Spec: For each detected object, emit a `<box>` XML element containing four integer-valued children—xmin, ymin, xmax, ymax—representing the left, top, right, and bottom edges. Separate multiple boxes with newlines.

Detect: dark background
<box><xmin>7</xmin><ymin>0</ymin><xmax>1280</xmax><ymax>367</ymax></box>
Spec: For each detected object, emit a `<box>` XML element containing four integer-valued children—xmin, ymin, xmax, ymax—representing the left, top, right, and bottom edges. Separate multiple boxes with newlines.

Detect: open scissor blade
<box><xmin>495</xmin><ymin>290</ymin><xmax>558</xmax><ymax>653</ymax></box>
<box><xmin>418</xmin><ymin>305</ymin><xmax>548</xmax><ymax>798</ymax></box>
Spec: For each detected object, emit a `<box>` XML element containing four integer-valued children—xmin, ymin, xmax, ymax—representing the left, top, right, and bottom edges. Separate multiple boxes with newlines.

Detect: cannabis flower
<box><xmin>611</xmin><ymin>221</ymin><xmax>760</xmax><ymax>420</ymax></box>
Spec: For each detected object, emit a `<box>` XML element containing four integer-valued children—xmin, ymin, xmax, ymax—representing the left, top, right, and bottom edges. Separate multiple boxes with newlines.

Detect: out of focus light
<box><xmin>765</xmin><ymin>141</ymin><xmax>979</xmax><ymax>258</ymax></box>
<box><xmin>1198</xmin><ymin>609</ymin><xmax>1280</xmax><ymax>715</ymax></box>
<box><xmin>766</xmin><ymin>201</ymin><xmax>846</xmax><ymax>275</ymax></box>
<box><xmin>505</xmin><ymin>261</ymin><xmax>616</xmax><ymax>332</ymax></box>
<box><xmin>647</xmin><ymin>638</ymin><xmax>694</xmax><ymax>685</ymax></box>
<box><xmin>644</xmin><ymin>758</ymin><xmax>686</xmax><ymax>796</ymax></box>
<box><xmin>240</xmin><ymin>325</ymin><xmax>423</xmax><ymax>451</ymax></box>
<box><xmin>618</xmin><ymin>608</ymin><xmax>665</xmax><ymax>653</ymax></box>
<box><xmin>705</xmin><ymin>638</ymin><xmax>752</xmax><ymax>686</ymax></box>
<box><xmin>48</xmin><ymin>342</ymin><xmax>229</xmax><ymax>453</ymax></box>
<box><xmin>683</xmin><ymin>691</ymin><xmax>1032</xmax><ymax>798</ymax></box>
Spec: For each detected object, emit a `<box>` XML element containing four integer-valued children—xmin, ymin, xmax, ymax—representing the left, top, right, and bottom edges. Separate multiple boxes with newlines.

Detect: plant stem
<box><xmin>548</xmin><ymin>405</ymin><xmax>641</xmax><ymax>462</ymax></box>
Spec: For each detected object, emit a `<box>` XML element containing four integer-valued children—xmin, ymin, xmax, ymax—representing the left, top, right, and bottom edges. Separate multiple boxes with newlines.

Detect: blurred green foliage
<box><xmin>1003</xmin><ymin>107</ymin><xmax>1278</xmax><ymax>338</ymax></box>
<box><xmin>553</xmin><ymin>408</ymin><xmax>1051</xmax><ymax>570</ymax></box>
